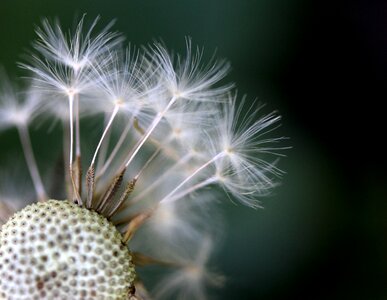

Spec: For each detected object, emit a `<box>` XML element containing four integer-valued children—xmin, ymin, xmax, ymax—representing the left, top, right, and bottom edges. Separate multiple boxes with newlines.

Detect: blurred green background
<box><xmin>0</xmin><ymin>0</ymin><xmax>385</xmax><ymax>299</ymax></box>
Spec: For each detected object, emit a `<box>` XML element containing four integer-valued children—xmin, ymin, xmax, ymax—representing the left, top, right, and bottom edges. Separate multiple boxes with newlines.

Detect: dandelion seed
<box><xmin>0</xmin><ymin>16</ymin><xmax>287</xmax><ymax>300</ymax></box>
<box><xmin>20</xmin><ymin>16</ymin><xmax>124</xmax><ymax>201</ymax></box>
<box><xmin>121</xmin><ymin>40</ymin><xmax>232</xmax><ymax>171</ymax></box>
<box><xmin>158</xmin><ymin>94</ymin><xmax>287</xmax><ymax>208</ymax></box>
<box><xmin>86</xmin><ymin>47</ymin><xmax>151</xmax><ymax>171</ymax></box>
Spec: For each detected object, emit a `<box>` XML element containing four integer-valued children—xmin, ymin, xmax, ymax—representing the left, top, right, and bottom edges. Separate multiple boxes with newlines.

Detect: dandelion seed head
<box><xmin>0</xmin><ymin>200</ymin><xmax>135</xmax><ymax>300</ymax></box>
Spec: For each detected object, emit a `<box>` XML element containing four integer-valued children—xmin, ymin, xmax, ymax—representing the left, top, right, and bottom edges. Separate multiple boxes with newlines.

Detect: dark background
<box><xmin>0</xmin><ymin>0</ymin><xmax>386</xmax><ymax>299</ymax></box>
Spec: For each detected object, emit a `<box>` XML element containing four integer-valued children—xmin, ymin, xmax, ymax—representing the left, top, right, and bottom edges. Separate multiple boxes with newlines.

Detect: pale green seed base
<box><xmin>0</xmin><ymin>200</ymin><xmax>135</xmax><ymax>300</ymax></box>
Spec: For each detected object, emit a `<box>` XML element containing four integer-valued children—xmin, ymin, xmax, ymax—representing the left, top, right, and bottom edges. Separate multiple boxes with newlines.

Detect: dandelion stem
<box><xmin>68</xmin><ymin>94</ymin><xmax>74</xmax><ymax>168</ymax></box>
<box><xmin>90</xmin><ymin>104</ymin><xmax>119</xmax><ymax>167</ymax></box>
<box><xmin>74</xmin><ymin>93</ymin><xmax>81</xmax><ymax>157</ymax></box>
<box><xmin>73</xmin><ymin>94</ymin><xmax>83</xmax><ymax>195</ymax></box>
<box><xmin>96</xmin><ymin>112</ymin><xmax>114</xmax><ymax>171</ymax></box>
<box><xmin>160</xmin><ymin>151</ymin><xmax>225</xmax><ymax>204</ymax></box>
<box><xmin>160</xmin><ymin>177</ymin><xmax>217</xmax><ymax>203</ymax></box>
<box><xmin>124</xmin><ymin>96</ymin><xmax>176</xmax><ymax>168</ymax></box>
<box><xmin>97</xmin><ymin>117</ymin><xmax>133</xmax><ymax>177</ymax></box>
<box><xmin>68</xmin><ymin>94</ymin><xmax>81</xmax><ymax>204</ymax></box>
<box><xmin>62</xmin><ymin>121</ymin><xmax>72</xmax><ymax>200</ymax></box>
<box><xmin>17</xmin><ymin>124</ymin><xmax>47</xmax><ymax>202</ymax></box>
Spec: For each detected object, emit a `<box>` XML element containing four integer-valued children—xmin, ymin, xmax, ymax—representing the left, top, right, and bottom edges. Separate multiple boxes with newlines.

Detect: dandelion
<box><xmin>0</xmin><ymin>16</ymin><xmax>287</xmax><ymax>300</ymax></box>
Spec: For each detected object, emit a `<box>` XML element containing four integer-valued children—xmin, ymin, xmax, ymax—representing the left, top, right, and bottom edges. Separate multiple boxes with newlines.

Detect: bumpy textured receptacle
<box><xmin>0</xmin><ymin>200</ymin><xmax>135</xmax><ymax>300</ymax></box>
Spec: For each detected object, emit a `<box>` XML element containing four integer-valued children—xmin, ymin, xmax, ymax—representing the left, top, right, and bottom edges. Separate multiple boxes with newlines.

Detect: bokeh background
<box><xmin>0</xmin><ymin>0</ymin><xmax>386</xmax><ymax>299</ymax></box>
